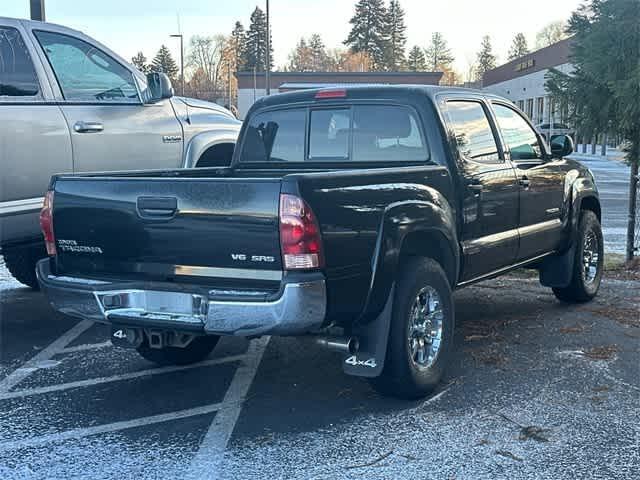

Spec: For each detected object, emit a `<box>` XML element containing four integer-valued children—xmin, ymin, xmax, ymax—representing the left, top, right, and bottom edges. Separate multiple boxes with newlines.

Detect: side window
<box><xmin>34</xmin><ymin>31</ymin><xmax>138</xmax><ymax>103</ymax></box>
<box><xmin>309</xmin><ymin>109</ymin><xmax>350</xmax><ymax>160</ymax></box>
<box><xmin>240</xmin><ymin>108</ymin><xmax>306</xmax><ymax>163</ymax></box>
<box><xmin>352</xmin><ymin>105</ymin><xmax>428</xmax><ymax>162</ymax></box>
<box><xmin>492</xmin><ymin>104</ymin><xmax>542</xmax><ymax>161</ymax></box>
<box><xmin>446</xmin><ymin>101</ymin><xmax>500</xmax><ymax>163</ymax></box>
<box><xmin>0</xmin><ymin>27</ymin><xmax>40</xmax><ymax>98</ymax></box>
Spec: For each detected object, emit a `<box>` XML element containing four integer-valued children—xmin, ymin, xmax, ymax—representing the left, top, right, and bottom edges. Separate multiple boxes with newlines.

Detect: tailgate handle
<box><xmin>137</xmin><ymin>196</ymin><xmax>178</xmax><ymax>219</ymax></box>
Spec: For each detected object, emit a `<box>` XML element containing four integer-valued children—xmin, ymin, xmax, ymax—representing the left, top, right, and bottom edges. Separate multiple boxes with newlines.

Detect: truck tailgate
<box><xmin>51</xmin><ymin>176</ymin><xmax>283</xmax><ymax>283</ymax></box>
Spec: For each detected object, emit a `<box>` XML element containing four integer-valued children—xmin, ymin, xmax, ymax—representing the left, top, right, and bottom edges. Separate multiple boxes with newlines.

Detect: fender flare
<box><xmin>568</xmin><ymin>176</ymin><xmax>600</xmax><ymax>246</ymax></box>
<box><xmin>359</xmin><ymin>195</ymin><xmax>458</xmax><ymax>323</ymax></box>
<box><xmin>182</xmin><ymin>129</ymin><xmax>239</xmax><ymax>168</ymax></box>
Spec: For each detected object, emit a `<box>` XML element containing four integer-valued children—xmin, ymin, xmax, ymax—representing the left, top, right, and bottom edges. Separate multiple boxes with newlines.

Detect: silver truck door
<box><xmin>29</xmin><ymin>27</ymin><xmax>183</xmax><ymax>173</ymax></box>
<box><xmin>0</xmin><ymin>22</ymin><xmax>71</xmax><ymax>245</ymax></box>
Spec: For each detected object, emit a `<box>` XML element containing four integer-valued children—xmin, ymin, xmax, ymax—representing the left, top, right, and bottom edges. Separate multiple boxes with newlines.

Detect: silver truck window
<box><xmin>0</xmin><ymin>27</ymin><xmax>40</xmax><ymax>98</ymax></box>
<box><xmin>34</xmin><ymin>30</ymin><xmax>138</xmax><ymax>103</ymax></box>
<box><xmin>446</xmin><ymin>101</ymin><xmax>500</xmax><ymax>164</ymax></box>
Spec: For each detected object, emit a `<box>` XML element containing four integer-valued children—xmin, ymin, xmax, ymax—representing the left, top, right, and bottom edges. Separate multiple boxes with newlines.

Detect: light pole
<box><xmin>170</xmin><ymin>34</ymin><xmax>185</xmax><ymax>96</ymax></box>
<box><xmin>30</xmin><ymin>0</ymin><xmax>45</xmax><ymax>21</ymax></box>
<box><xmin>265</xmin><ymin>0</ymin><xmax>271</xmax><ymax>96</ymax></box>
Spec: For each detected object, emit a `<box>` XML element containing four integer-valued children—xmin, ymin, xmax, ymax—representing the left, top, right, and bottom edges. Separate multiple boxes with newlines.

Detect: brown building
<box><xmin>236</xmin><ymin>71</ymin><xmax>443</xmax><ymax>119</ymax></box>
<box><xmin>482</xmin><ymin>38</ymin><xmax>573</xmax><ymax>126</ymax></box>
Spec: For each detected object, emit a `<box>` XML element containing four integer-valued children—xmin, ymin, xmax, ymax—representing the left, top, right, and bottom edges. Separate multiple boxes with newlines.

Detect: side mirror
<box><xmin>550</xmin><ymin>134</ymin><xmax>574</xmax><ymax>158</ymax></box>
<box><xmin>146</xmin><ymin>72</ymin><xmax>174</xmax><ymax>101</ymax></box>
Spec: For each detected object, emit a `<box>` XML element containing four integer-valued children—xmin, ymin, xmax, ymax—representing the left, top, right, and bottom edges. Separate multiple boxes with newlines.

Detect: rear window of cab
<box><xmin>239</xmin><ymin>105</ymin><xmax>429</xmax><ymax>164</ymax></box>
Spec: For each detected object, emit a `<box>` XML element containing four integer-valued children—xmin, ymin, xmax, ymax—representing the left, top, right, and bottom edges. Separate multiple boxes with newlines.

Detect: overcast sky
<box><xmin>4</xmin><ymin>0</ymin><xmax>582</xmax><ymax>73</ymax></box>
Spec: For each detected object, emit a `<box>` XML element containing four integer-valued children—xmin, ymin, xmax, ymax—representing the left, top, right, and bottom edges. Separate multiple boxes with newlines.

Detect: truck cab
<box><xmin>0</xmin><ymin>17</ymin><xmax>241</xmax><ymax>288</ymax></box>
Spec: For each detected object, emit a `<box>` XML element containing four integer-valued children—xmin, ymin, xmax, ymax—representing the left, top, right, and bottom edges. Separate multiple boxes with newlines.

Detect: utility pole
<box><xmin>170</xmin><ymin>34</ymin><xmax>185</xmax><ymax>96</ymax></box>
<box><xmin>265</xmin><ymin>0</ymin><xmax>271</xmax><ymax>96</ymax></box>
<box><xmin>30</xmin><ymin>0</ymin><xmax>45</xmax><ymax>21</ymax></box>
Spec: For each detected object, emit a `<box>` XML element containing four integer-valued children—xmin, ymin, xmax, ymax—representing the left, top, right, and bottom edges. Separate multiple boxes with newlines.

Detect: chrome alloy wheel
<box><xmin>408</xmin><ymin>285</ymin><xmax>444</xmax><ymax>369</ymax></box>
<box><xmin>582</xmin><ymin>230</ymin><xmax>600</xmax><ymax>284</ymax></box>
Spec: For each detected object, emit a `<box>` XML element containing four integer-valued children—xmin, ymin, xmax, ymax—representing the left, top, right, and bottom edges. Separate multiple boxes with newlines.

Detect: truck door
<box><xmin>444</xmin><ymin>99</ymin><xmax>519</xmax><ymax>281</ymax></box>
<box><xmin>30</xmin><ymin>28</ymin><xmax>182</xmax><ymax>173</ymax></box>
<box><xmin>490</xmin><ymin>102</ymin><xmax>565</xmax><ymax>260</ymax></box>
<box><xmin>0</xmin><ymin>23</ymin><xmax>72</xmax><ymax>245</ymax></box>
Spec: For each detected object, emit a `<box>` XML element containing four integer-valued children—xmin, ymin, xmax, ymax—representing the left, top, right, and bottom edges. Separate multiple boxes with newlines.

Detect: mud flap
<box><xmin>539</xmin><ymin>245</ymin><xmax>576</xmax><ymax>288</ymax></box>
<box><xmin>110</xmin><ymin>325</ymin><xmax>144</xmax><ymax>349</ymax></box>
<box><xmin>342</xmin><ymin>285</ymin><xmax>394</xmax><ymax>378</ymax></box>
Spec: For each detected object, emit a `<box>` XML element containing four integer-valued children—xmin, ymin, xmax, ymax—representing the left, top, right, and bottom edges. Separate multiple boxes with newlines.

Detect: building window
<box><xmin>526</xmin><ymin>98</ymin><xmax>534</xmax><ymax>120</ymax></box>
<box><xmin>536</xmin><ymin>98</ymin><xmax>545</xmax><ymax>124</ymax></box>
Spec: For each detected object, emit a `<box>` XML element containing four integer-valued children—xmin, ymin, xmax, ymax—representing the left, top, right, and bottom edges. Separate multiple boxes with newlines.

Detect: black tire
<box><xmin>2</xmin><ymin>244</ymin><xmax>46</xmax><ymax>290</ymax></box>
<box><xmin>136</xmin><ymin>335</ymin><xmax>220</xmax><ymax>366</ymax></box>
<box><xmin>553</xmin><ymin>210</ymin><xmax>603</xmax><ymax>303</ymax></box>
<box><xmin>369</xmin><ymin>258</ymin><xmax>455</xmax><ymax>399</ymax></box>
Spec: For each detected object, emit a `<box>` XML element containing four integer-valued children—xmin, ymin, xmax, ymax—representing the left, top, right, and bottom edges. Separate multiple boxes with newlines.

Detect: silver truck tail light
<box><xmin>40</xmin><ymin>190</ymin><xmax>56</xmax><ymax>256</ymax></box>
<box><xmin>279</xmin><ymin>194</ymin><xmax>323</xmax><ymax>270</ymax></box>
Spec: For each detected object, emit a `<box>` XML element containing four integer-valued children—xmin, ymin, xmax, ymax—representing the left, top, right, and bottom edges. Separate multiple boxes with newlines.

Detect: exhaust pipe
<box><xmin>316</xmin><ymin>336</ymin><xmax>359</xmax><ymax>354</ymax></box>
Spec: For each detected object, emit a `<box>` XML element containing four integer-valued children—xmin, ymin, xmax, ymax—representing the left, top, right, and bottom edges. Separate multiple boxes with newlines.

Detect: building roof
<box><xmin>236</xmin><ymin>71</ymin><xmax>443</xmax><ymax>90</ymax></box>
<box><xmin>483</xmin><ymin>38</ymin><xmax>573</xmax><ymax>87</ymax></box>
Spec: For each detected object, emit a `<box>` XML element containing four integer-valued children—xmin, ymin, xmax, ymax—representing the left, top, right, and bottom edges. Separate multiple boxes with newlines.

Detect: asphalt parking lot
<box><xmin>1</xmin><ymin>259</ymin><xmax>638</xmax><ymax>480</ymax></box>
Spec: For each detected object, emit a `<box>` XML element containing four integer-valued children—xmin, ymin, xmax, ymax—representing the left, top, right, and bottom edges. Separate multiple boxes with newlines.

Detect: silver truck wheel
<box><xmin>2</xmin><ymin>244</ymin><xmax>45</xmax><ymax>290</ymax></box>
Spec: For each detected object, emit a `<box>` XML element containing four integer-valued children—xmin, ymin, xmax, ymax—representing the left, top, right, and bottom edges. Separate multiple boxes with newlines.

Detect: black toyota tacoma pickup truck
<box><xmin>37</xmin><ymin>86</ymin><xmax>603</xmax><ymax>399</ymax></box>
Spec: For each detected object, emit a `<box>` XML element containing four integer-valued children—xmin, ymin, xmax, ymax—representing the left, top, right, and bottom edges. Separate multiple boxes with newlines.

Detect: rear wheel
<box><xmin>136</xmin><ymin>335</ymin><xmax>220</xmax><ymax>366</ymax></box>
<box><xmin>369</xmin><ymin>258</ymin><xmax>454</xmax><ymax>399</ymax></box>
<box><xmin>553</xmin><ymin>210</ymin><xmax>603</xmax><ymax>303</ymax></box>
<box><xmin>2</xmin><ymin>244</ymin><xmax>45</xmax><ymax>290</ymax></box>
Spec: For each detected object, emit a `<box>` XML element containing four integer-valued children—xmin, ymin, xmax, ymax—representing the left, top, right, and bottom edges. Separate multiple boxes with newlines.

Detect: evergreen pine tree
<box><xmin>424</xmin><ymin>32</ymin><xmax>454</xmax><ymax>71</ymax></box>
<box><xmin>344</xmin><ymin>0</ymin><xmax>388</xmax><ymax>70</ymax></box>
<box><xmin>131</xmin><ymin>52</ymin><xmax>150</xmax><ymax>74</ymax></box>
<box><xmin>308</xmin><ymin>34</ymin><xmax>330</xmax><ymax>71</ymax></box>
<box><xmin>383</xmin><ymin>0</ymin><xmax>407</xmax><ymax>70</ymax></box>
<box><xmin>243</xmin><ymin>7</ymin><xmax>273</xmax><ymax>72</ymax></box>
<box><xmin>231</xmin><ymin>21</ymin><xmax>247</xmax><ymax>71</ymax></box>
<box><xmin>508</xmin><ymin>33</ymin><xmax>530</xmax><ymax>60</ymax></box>
<box><xmin>407</xmin><ymin>45</ymin><xmax>427</xmax><ymax>71</ymax></box>
<box><xmin>475</xmin><ymin>35</ymin><xmax>497</xmax><ymax>82</ymax></box>
<box><xmin>151</xmin><ymin>45</ymin><xmax>179</xmax><ymax>80</ymax></box>
<box><xmin>546</xmin><ymin>0</ymin><xmax>639</xmax><ymax>260</ymax></box>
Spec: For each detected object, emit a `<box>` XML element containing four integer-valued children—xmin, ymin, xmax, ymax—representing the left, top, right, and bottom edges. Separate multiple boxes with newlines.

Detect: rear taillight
<box><xmin>40</xmin><ymin>190</ymin><xmax>56</xmax><ymax>256</ymax></box>
<box><xmin>279</xmin><ymin>194</ymin><xmax>323</xmax><ymax>270</ymax></box>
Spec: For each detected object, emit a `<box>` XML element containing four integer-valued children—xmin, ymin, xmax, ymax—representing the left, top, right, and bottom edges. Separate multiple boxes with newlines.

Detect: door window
<box><xmin>34</xmin><ymin>31</ymin><xmax>138</xmax><ymax>103</ymax></box>
<box><xmin>492</xmin><ymin>104</ymin><xmax>543</xmax><ymax>161</ymax></box>
<box><xmin>0</xmin><ymin>27</ymin><xmax>40</xmax><ymax>98</ymax></box>
<box><xmin>446</xmin><ymin>101</ymin><xmax>500</xmax><ymax>163</ymax></box>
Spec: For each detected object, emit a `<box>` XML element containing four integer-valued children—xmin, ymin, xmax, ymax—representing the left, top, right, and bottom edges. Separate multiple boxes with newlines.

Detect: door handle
<box><xmin>467</xmin><ymin>179</ymin><xmax>483</xmax><ymax>197</ymax></box>
<box><xmin>519</xmin><ymin>176</ymin><xmax>531</xmax><ymax>188</ymax></box>
<box><xmin>73</xmin><ymin>121</ymin><xmax>104</xmax><ymax>133</ymax></box>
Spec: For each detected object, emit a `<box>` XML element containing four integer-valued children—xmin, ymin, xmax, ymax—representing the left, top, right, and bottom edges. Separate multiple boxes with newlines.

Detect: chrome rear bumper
<box><xmin>37</xmin><ymin>260</ymin><xmax>326</xmax><ymax>336</ymax></box>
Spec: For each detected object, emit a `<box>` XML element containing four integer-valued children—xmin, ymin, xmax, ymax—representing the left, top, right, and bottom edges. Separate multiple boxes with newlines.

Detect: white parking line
<box><xmin>0</xmin><ymin>402</ymin><xmax>223</xmax><ymax>452</ymax></box>
<box><xmin>59</xmin><ymin>341</ymin><xmax>112</xmax><ymax>354</ymax></box>
<box><xmin>0</xmin><ymin>320</ymin><xmax>93</xmax><ymax>394</ymax></box>
<box><xmin>187</xmin><ymin>336</ymin><xmax>270</xmax><ymax>479</ymax></box>
<box><xmin>0</xmin><ymin>354</ymin><xmax>245</xmax><ymax>401</ymax></box>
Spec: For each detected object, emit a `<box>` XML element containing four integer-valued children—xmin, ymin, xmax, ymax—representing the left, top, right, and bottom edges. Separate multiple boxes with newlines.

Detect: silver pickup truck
<box><xmin>0</xmin><ymin>17</ymin><xmax>241</xmax><ymax>289</ymax></box>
